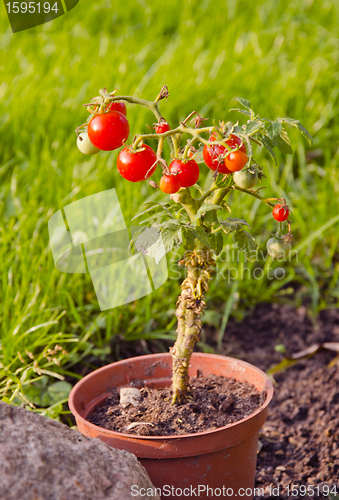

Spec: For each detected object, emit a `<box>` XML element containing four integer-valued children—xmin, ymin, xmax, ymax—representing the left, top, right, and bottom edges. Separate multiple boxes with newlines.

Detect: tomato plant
<box><xmin>272</xmin><ymin>204</ymin><xmax>290</xmax><ymax>222</ymax></box>
<box><xmin>117</xmin><ymin>145</ymin><xmax>157</xmax><ymax>182</ymax></box>
<box><xmin>169</xmin><ymin>159</ymin><xmax>199</xmax><ymax>187</ymax></box>
<box><xmin>159</xmin><ymin>174</ymin><xmax>181</xmax><ymax>194</ymax></box>
<box><xmin>76</xmin><ymin>86</ymin><xmax>313</xmax><ymax>405</ymax></box>
<box><xmin>87</xmin><ymin>111</ymin><xmax>129</xmax><ymax>151</ymax></box>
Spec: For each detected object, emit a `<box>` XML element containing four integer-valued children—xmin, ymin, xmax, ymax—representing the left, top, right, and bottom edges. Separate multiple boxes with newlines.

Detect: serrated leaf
<box><xmin>158</xmin><ymin>219</ymin><xmax>181</xmax><ymax>229</ymax></box>
<box><xmin>132</xmin><ymin>202</ymin><xmax>173</xmax><ymax>220</ymax></box>
<box><xmin>159</xmin><ymin>224</ymin><xmax>182</xmax><ymax>254</ymax></box>
<box><xmin>196</xmin><ymin>203</ymin><xmax>222</xmax><ymax>217</ymax></box>
<box><xmin>181</xmin><ymin>226</ymin><xmax>196</xmax><ymax>250</ymax></box>
<box><xmin>277</xmin><ymin>117</ymin><xmax>313</xmax><ymax>145</ymax></box>
<box><xmin>203</xmin><ymin>209</ymin><xmax>218</xmax><ymax>227</ymax></box>
<box><xmin>260</xmin><ymin>135</ymin><xmax>277</xmax><ymax>164</ymax></box>
<box><xmin>244</xmin><ymin>121</ymin><xmax>262</xmax><ymax>135</ymax></box>
<box><xmin>236</xmin><ymin>97</ymin><xmax>252</xmax><ymax>110</ymax></box>
<box><xmin>219</xmin><ymin>217</ymin><xmax>250</xmax><ymax>234</ymax></box>
<box><xmin>265</xmin><ymin>120</ymin><xmax>282</xmax><ymax>140</ymax></box>
<box><xmin>208</xmin><ymin>232</ymin><xmax>223</xmax><ymax>255</ymax></box>
<box><xmin>229</xmin><ymin>108</ymin><xmax>251</xmax><ymax>117</ymax></box>
<box><xmin>138</xmin><ymin>215</ymin><xmax>165</xmax><ymax>226</ymax></box>
<box><xmin>297</xmin><ymin>123</ymin><xmax>313</xmax><ymax>146</ymax></box>
<box><xmin>194</xmin><ymin>226</ymin><xmax>212</xmax><ymax>248</ymax></box>
<box><xmin>277</xmin><ymin>117</ymin><xmax>299</xmax><ymax>125</ymax></box>
<box><xmin>273</xmin><ymin>129</ymin><xmax>293</xmax><ymax>154</ymax></box>
<box><xmin>215</xmin><ymin>174</ymin><xmax>234</xmax><ymax>189</ymax></box>
<box><xmin>233</xmin><ymin>227</ymin><xmax>258</xmax><ymax>261</ymax></box>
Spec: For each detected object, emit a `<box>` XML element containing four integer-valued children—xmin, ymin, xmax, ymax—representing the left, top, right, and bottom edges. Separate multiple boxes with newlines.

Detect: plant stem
<box><xmin>171</xmin><ymin>247</ymin><xmax>215</xmax><ymax>404</ymax></box>
<box><xmin>232</xmin><ymin>185</ymin><xmax>276</xmax><ymax>208</ymax></box>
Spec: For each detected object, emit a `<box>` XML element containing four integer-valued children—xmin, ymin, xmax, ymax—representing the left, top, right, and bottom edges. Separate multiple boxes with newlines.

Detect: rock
<box><xmin>0</xmin><ymin>401</ymin><xmax>160</xmax><ymax>500</ymax></box>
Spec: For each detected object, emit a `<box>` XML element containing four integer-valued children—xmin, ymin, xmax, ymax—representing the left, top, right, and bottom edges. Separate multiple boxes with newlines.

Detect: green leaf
<box><xmin>235</xmin><ymin>97</ymin><xmax>252</xmax><ymax>110</ymax></box>
<box><xmin>132</xmin><ymin>202</ymin><xmax>173</xmax><ymax>221</ymax></box>
<box><xmin>273</xmin><ymin>129</ymin><xmax>293</xmax><ymax>154</ymax></box>
<box><xmin>215</xmin><ymin>174</ymin><xmax>234</xmax><ymax>189</ymax></box>
<box><xmin>233</xmin><ymin>227</ymin><xmax>258</xmax><ymax>261</ymax></box>
<box><xmin>277</xmin><ymin>117</ymin><xmax>313</xmax><ymax>145</ymax></box>
<box><xmin>219</xmin><ymin>218</ymin><xmax>250</xmax><ymax>235</ymax></box>
<box><xmin>229</xmin><ymin>108</ymin><xmax>251</xmax><ymax>117</ymax></box>
<box><xmin>297</xmin><ymin>123</ymin><xmax>313</xmax><ymax>146</ymax></box>
<box><xmin>244</xmin><ymin>121</ymin><xmax>262</xmax><ymax>135</ymax></box>
<box><xmin>260</xmin><ymin>135</ymin><xmax>277</xmax><ymax>164</ymax></box>
<box><xmin>208</xmin><ymin>232</ymin><xmax>223</xmax><ymax>255</ymax></box>
<box><xmin>158</xmin><ymin>219</ymin><xmax>181</xmax><ymax>229</ymax></box>
<box><xmin>181</xmin><ymin>226</ymin><xmax>196</xmax><ymax>250</ymax></box>
<box><xmin>196</xmin><ymin>203</ymin><xmax>222</xmax><ymax>217</ymax></box>
<box><xmin>159</xmin><ymin>224</ymin><xmax>182</xmax><ymax>254</ymax></box>
<box><xmin>203</xmin><ymin>209</ymin><xmax>218</xmax><ymax>227</ymax></box>
<box><xmin>194</xmin><ymin>226</ymin><xmax>212</xmax><ymax>248</ymax></box>
<box><xmin>265</xmin><ymin>120</ymin><xmax>282</xmax><ymax>140</ymax></box>
<box><xmin>47</xmin><ymin>381</ymin><xmax>72</xmax><ymax>403</ymax></box>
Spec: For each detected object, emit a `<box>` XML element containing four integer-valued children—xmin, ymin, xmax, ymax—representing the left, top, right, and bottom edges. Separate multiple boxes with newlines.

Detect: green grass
<box><xmin>0</xmin><ymin>0</ymin><xmax>338</xmax><ymax>416</ymax></box>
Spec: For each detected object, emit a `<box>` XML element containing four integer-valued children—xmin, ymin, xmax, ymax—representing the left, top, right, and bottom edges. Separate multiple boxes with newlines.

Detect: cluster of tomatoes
<box><xmin>76</xmin><ymin>103</ymin><xmax>254</xmax><ymax>195</ymax></box>
<box><xmin>76</xmin><ymin>101</ymin><xmax>292</xmax><ymax>256</ymax></box>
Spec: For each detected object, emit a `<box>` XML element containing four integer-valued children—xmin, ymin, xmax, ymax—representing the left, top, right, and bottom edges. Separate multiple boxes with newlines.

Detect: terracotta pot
<box><xmin>69</xmin><ymin>353</ymin><xmax>273</xmax><ymax>500</ymax></box>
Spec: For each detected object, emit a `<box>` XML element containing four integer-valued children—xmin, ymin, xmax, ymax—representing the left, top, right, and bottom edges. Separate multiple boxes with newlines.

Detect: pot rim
<box><xmin>69</xmin><ymin>352</ymin><xmax>274</xmax><ymax>441</ymax></box>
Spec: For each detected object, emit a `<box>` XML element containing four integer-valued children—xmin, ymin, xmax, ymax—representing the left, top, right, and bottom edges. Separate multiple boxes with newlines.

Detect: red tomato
<box><xmin>117</xmin><ymin>145</ymin><xmax>157</xmax><ymax>182</ymax></box>
<box><xmin>88</xmin><ymin>111</ymin><xmax>129</xmax><ymax>151</ymax></box>
<box><xmin>107</xmin><ymin>101</ymin><xmax>127</xmax><ymax>116</ymax></box>
<box><xmin>225</xmin><ymin>134</ymin><xmax>247</xmax><ymax>154</ymax></box>
<box><xmin>224</xmin><ymin>150</ymin><xmax>248</xmax><ymax>172</ymax></box>
<box><xmin>272</xmin><ymin>204</ymin><xmax>290</xmax><ymax>222</ymax></box>
<box><xmin>203</xmin><ymin>138</ymin><xmax>231</xmax><ymax>174</ymax></box>
<box><xmin>155</xmin><ymin>121</ymin><xmax>170</xmax><ymax>134</ymax></box>
<box><xmin>159</xmin><ymin>174</ymin><xmax>181</xmax><ymax>194</ymax></box>
<box><xmin>169</xmin><ymin>159</ymin><xmax>199</xmax><ymax>187</ymax></box>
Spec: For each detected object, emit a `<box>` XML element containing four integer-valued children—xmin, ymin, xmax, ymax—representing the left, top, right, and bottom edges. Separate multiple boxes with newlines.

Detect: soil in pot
<box><xmin>87</xmin><ymin>373</ymin><xmax>266</xmax><ymax>436</ymax></box>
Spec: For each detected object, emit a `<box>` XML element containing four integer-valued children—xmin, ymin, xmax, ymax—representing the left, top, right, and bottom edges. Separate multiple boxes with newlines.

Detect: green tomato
<box><xmin>233</xmin><ymin>170</ymin><xmax>258</xmax><ymax>189</ymax></box>
<box><xmin>77</xmin><ymin>132</ymin><xmax>100</xmax><ymax>155</ymax></box>
<box><xmin>267</xmin><ymin>237</ymin><xmax>291</xmax><ymax>259</ymax></box>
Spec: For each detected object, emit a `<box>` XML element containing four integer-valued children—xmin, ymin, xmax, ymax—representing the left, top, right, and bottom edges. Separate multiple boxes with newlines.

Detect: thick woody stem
<box><xmin>170</xmin><ymin>248</ymin><xmax>215</xmax><ymax>404</ymax></box>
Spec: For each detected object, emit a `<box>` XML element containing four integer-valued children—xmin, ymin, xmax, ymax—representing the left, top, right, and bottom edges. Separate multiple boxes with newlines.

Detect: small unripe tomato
<box><xmin>88</xmin><ymin>111</ymin><xmax>129</xmax><ymax>151</ymax></box>
<box><xmin>272</xmin><ymin>204</ymin><xmax>290</xmax><ymax>222</ymax></box>
<box><xmin>107</xmin><ymin>101</ymin><xmax>127</xmax><ymax>116</ymax></box>
<box><xmin>117</xmin><ymin>145</ymin><xmax>157</xmax><ymax>182</ymax></box>
<box><xmin>267</xmin><ymin>236</ymin><xmax>291</xmax><ymax>259</ymax></box>
<box><xmin>224</xmin><ymin>150</ymin><xmax>248</xmax><ymax>172</ymax></box>
<box><xmin>77</xmin><ymin>132</ymin><xmax>100</xmax><ymax>155</ymax></box>
<box><xmin>155</xmin><ymin>121</ymin><xmax>170</xmax><ymax>134</ymax></box>
<box><xmin>233</xmin><ymin>170</ymin><xmax>258</xmax><ymax>189</ymax></box>
<box><xmin>159</xmin><ymin>174</ymin><xmax>181</xmax><ymax>194</ymax></box>
<box><xmin>169</xmin><ymin>159</ymin><xmax>199</xmax><ymax>187</ymax></box>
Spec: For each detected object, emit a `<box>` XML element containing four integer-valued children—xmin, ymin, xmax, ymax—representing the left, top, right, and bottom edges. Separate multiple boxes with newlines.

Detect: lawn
<box><xmin>0</xmin><ymin>0</ymin><xmax>338</xmax><ymax>416</ymax></box>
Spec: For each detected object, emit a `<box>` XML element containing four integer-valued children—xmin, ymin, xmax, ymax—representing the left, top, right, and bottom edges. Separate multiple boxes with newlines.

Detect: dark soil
<box><xmin>216</xmin><ymin>303</ymin><xmax>339</xmax><ymax>498</ymax></box>
<box><xmin>87</xmin><ymin>374</ymin><xmax>265</xmax><ymax>436</ymax></box>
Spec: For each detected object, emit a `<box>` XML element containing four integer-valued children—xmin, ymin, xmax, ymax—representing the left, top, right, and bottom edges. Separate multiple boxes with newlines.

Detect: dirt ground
<box><xmin>218</xmin><ymin>303</ymin><xmax>339</xmax><ymax>499</ymax></box>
